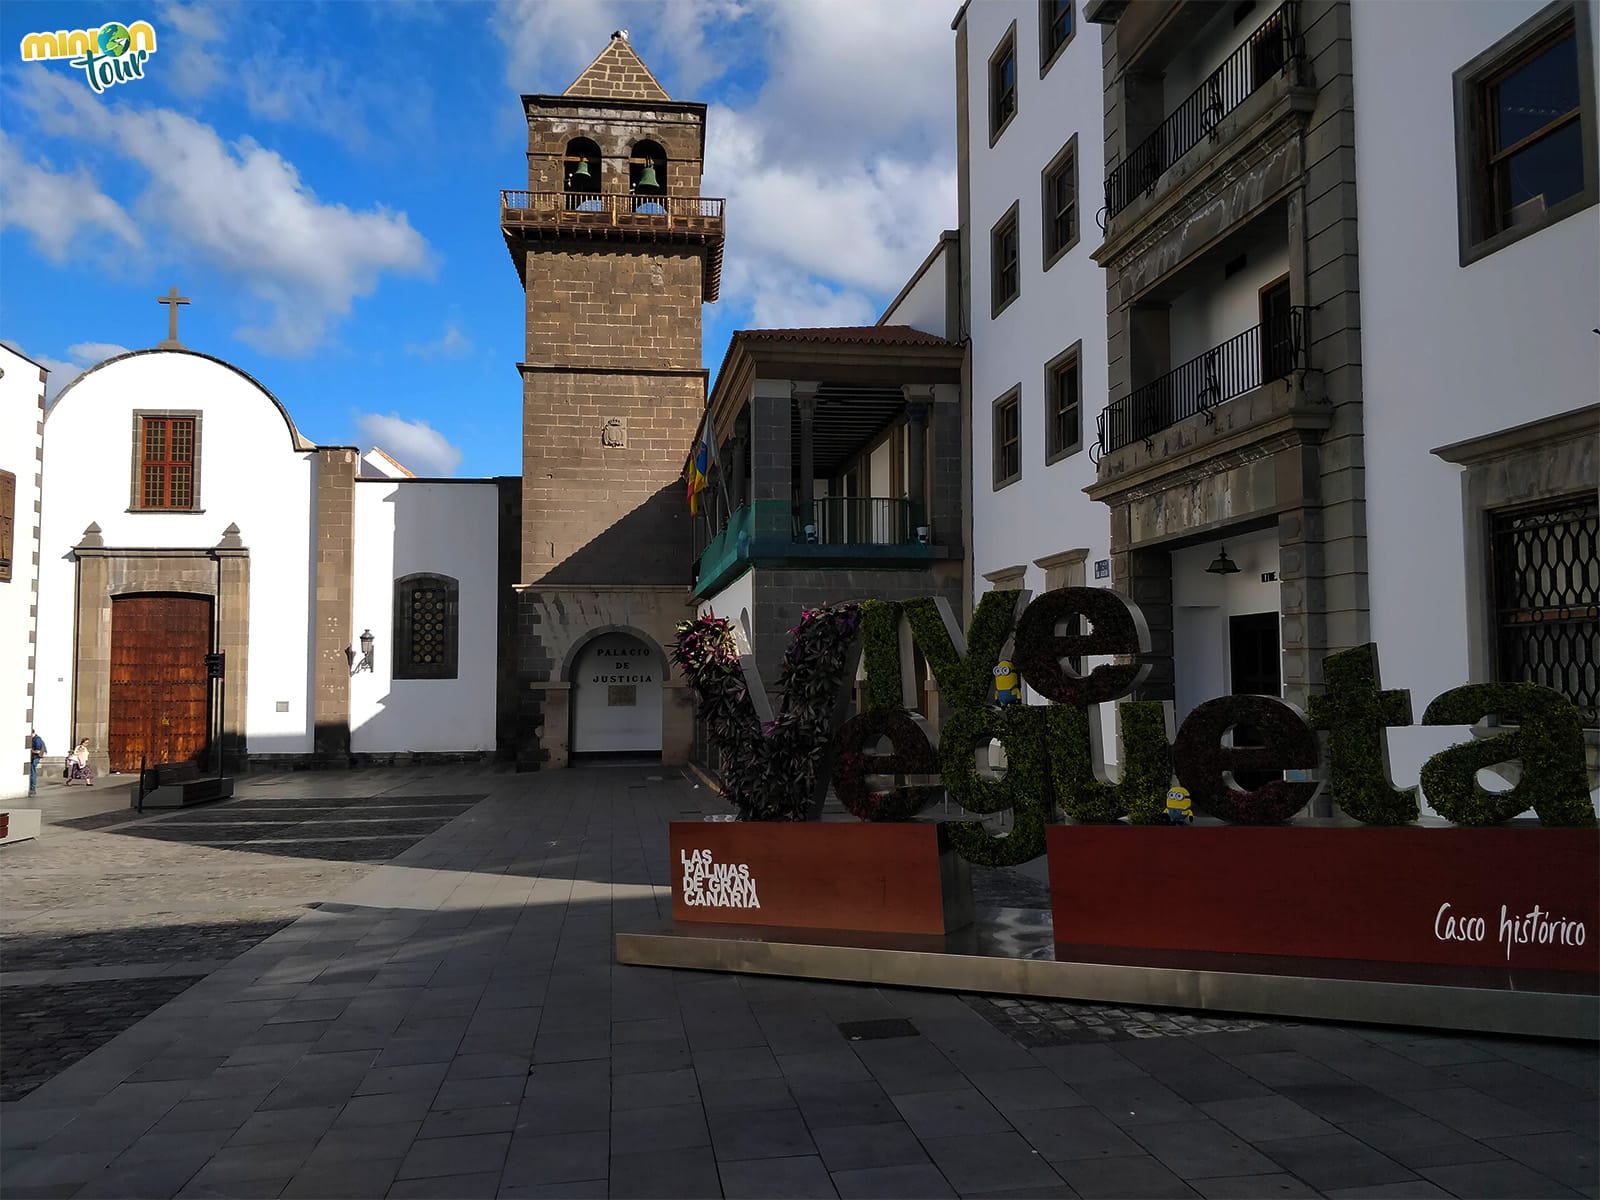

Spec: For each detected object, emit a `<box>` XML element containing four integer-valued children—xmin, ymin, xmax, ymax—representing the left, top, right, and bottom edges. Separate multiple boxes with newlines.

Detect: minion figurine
<box><xmin>993</xmin><ymin>660</ymin><xmax>1022</xmax><ymax>707</ymax></box>
<box><xmin>1166</xmin><ymin>785</ymin><xmax>1193</xmax><ymax>825</ymax></box>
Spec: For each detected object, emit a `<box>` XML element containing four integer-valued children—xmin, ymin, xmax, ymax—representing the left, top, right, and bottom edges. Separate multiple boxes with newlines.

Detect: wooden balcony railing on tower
<box><xmin>500</xmin><ymin>190</ymin><xmax>726</xmax><ymax>299</ymax></box>
<box><xmin>500</xmin><ymin>191</ymin><xmax>725</xmax><ymax>228</ymax></box>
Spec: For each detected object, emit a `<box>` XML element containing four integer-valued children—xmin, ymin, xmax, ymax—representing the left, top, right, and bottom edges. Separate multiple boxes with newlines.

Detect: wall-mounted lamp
<box><xmin>915</xmin><ymin>525</ymin><xmax>931</xmax><ymax>545</ymax></box>
<box><xmin>1205</xmin><ymin>545</ymin><xmax>1241</xmax><ymax>576</ymax></box>
<box><xmin>349</xmin><ymin>629</ymin><xmax>375</xmax><ymax>675</ymax></box>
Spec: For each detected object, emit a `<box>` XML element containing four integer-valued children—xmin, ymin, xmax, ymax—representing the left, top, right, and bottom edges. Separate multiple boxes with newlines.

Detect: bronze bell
<box><xmin>569</xmin><ymin>158</ymin><xmax>592</xmax><ymax>182</ymax></box>
<box><xmin>637</xmin><ymin>162</ymin><xmax>660</xmax><ymax>190</ymax></box>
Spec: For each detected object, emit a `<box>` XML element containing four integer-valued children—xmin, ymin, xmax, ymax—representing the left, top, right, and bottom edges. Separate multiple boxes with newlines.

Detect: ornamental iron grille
<box><xmin>1490</xmin><ymin>495</ymin><xmax>1599</xmax><ymax>725</ymax></box>
<box><xmin>393</xmin><ymin>572</ymin><xmax>460</xmax><ymax>680</ymax></box>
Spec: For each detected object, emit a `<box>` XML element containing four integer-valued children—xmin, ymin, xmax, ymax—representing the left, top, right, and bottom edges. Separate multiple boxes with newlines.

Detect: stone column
<box><xmin>793</xmin><ymin>381</ymin><xmax>819</xmax><ymax>540</ymax></box>
<box><xmin>313</xmin><ymin>447</ymin><xmax>357</xmax><ymax>763</ymax></box>
<box><xmin>214</xmin><ymin>523</ymin><xmax>251</xmax><ymax>773</ymax></box>
<box><xmin>71</xmin><ymin>524</ymin><xmax>111</xmax><ymax>776</ymax></box>
<box><xmin>902</xmin><ymin>385</ymin><xmax>933</xmax><ymax>539</ymax></box>
<box><xmin>750</xmin><ymin>379</ymin><xmax>793</xmax><ymax>541</ymax></box>
<box><xmin>534</xmin><ymin>682</ymin><xmax>570</xmax><ymax>768</ymax></box>
<box><xmin>731</xmin><ymin>414</ymin><xmax>749</xmax><ymax>512</ymax></box>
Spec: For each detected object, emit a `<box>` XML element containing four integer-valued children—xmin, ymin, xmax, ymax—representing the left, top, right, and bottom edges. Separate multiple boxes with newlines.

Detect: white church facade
<box><xmin>29</xmin><ymin>345</ymin><xmax>506</xmax><ymax>779</ymax></box>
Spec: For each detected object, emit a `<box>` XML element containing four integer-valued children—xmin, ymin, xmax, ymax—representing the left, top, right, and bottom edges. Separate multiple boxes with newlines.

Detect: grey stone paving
<box><xmin>0</xmin><ymin>765</ymin><xmax>1594</xmax><ymax>1200</ymax></box>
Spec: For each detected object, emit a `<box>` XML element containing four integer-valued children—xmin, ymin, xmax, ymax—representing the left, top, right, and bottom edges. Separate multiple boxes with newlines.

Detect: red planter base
<box><xmin>1047</xmin><ymin>824</ymin><xmax>1600</xmax><ymax>975</ymax></box>
<box><xmin>671</xmin><ymin>821</ymin><xmax>973</xmax><ymax>935</ymax></box>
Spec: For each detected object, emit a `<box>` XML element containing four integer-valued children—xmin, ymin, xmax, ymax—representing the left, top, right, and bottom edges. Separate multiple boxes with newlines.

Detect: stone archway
<box><xmin>569</xmin><ymin>630</ymin><xmax>664</xmax><ymax>756</ymax></box>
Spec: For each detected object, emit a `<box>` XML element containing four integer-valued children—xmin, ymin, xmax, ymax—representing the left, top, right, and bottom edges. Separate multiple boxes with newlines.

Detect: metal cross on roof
<box><xmin>157</xmin><ymin>286</ymin><xmax>190</xmax><ymax>349</ymax></box>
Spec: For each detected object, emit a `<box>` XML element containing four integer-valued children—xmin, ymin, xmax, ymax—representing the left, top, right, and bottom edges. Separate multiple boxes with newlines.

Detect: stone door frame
<box><xmin>71</xmin><ymin>527</ymin><xmax>250</xmax><ymax>776</ymax></box>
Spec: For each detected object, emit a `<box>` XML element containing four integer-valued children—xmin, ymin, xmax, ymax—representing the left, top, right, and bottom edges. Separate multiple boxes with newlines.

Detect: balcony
<box><xmin>1104</xmin><ymin>1</ymin><xmax>1303</xmax><ymax>222</ymax></box>
<box><xmin>695</xmin><ymin>498</ymin><xmax>935</xmax><ymax>599</ymax></box>
<box><xmin>500</xmin><ymin>190</ymin><xmax>726</xmax><ymax>299</ymax></box>
<box><xmin>1094</xmin><ymin>307</ymin><xmax>1308</xmax><ymax>460</ymax></box>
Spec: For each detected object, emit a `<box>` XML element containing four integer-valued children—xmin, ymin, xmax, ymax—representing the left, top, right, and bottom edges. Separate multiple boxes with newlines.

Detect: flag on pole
<box><xmin>687</xmin><ymin>416</ymin><xmax>711</xmax><ymax>515</ymax></box>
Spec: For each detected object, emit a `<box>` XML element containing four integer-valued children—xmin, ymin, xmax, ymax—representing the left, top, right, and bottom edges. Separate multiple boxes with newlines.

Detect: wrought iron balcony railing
<box><xmin>1094</xmin><ymin>307</ymin><xmax>1308</xmax><ymax>460</ymax></box>
<box><xmin>794</xmin><ymin>497</ymin><xmax>922</xmax><ymax>546</ymax></box>
<box><xmin>1104</xmin><ymin>1</ymin><xmax>1302</xmax><ymax>221</ymax></box>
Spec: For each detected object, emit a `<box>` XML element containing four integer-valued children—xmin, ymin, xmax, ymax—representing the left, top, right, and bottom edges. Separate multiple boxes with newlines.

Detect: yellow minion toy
<box><xmin>1166</xmin><ymin>786</ymin><xmax>1193</xmax><ymax>825</ymax></box>
<box><xmin>993</xmin><ymin>660</ymin><xmax>1022</xmax><ymax>707</ymax></box>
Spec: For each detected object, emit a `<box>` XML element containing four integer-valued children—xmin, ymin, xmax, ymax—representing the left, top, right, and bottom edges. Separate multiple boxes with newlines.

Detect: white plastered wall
<box><xmin>35</xmin><ymin>350</ymin><xmax>316</xmax><ymax>760</ymax></box>
<box><xmin>350</xmin><ymin>479</ymin><xmax>499</xmax><ymax>753</ymax></box>
<box><xmin>1352</xmin><ymin>0</ymin><xmax>1600</xmax><ymax>808</ymax></box>
<box><xmin>0</xmin><ymin>346</ymin><xmax>46</xmax><ymax>798</ymax></box>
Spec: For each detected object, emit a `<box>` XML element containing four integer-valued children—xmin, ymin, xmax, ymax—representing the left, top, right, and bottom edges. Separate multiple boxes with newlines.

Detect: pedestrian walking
<box><xmin>28</xmin><ymin>730</ymin><xmax>45</xmax><ymax>796</ymax></box>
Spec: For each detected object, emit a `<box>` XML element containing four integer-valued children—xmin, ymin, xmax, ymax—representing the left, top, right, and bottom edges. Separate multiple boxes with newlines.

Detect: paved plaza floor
<box><xmin>1</xmin><ymin>766</ymin><xmax>1595</xmax><ymax>1199</ymax></box>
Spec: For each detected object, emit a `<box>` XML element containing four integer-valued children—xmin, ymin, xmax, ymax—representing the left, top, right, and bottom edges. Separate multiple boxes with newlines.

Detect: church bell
<box><xmin>569</xmin><ymin>158</ymin><xmax>593</xmax><ymax>183</ymax></box>
<box><xmin>636</xmin><ymin>162</ymin><xmax>660</xmax><ymax>190</ymax></box>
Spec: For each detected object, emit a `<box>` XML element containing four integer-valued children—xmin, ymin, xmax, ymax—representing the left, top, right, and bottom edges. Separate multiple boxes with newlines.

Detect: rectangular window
<box><xmin>991</xmin><ymin>203</ymin><xmax>1021</xmax><ymax>316</ymax></box>
<box><xmin>0</xmin><ymin>469</ymin><xmax>14</xmax><ymax>584</ymax></box>
<box><xmin>990</xmin><ymin>25</ymin><xmax>1018</xmax><ymax>141</ymax></box>
<box><xmin>1042</xmin><ymin>138</ymin><xmax>1078</xmax><ymax>267</ymax></box>
<box><xmin>993</xmin><ymin>389</ymin><xmax>1021</xmax><ymax>489</ymax></box>
<box><xmin>1045</xmin><ymin>345</ymin><xmax>1081</xmax><ymax>462</ymax></box>
<box><xmin>1040</xmin><ymin>0</ymin><xmax>1073</xmax><ymax>71</ymax></box>
<box><xmin>1490</xmin><ymin>495</ymin><xmax>1599</xmax><ymax>725</ymax></box>
<box><xmin>137</xmin><ymin>416</ymin><xmax>197</xmax><ymax>509</ymax></box>
<box><xmin>1455</xmin><ymin>3</ymin><xmax>1597</xmax><ymax>265</ymax></box>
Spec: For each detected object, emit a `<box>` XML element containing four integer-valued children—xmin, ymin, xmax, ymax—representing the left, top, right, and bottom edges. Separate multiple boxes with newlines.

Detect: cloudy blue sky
<box><xmin>1</xmin><ymin>0</ymin><xmax>957</xmax><ymax>477</ymax></box>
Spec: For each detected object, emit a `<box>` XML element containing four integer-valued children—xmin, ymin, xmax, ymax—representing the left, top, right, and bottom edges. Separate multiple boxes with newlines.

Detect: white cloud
<box><xmin>0</xmin><ymin>131</ymin><xmax>142</xmax><ymax>262</ymax></box>
<box><xmin>405</xmin><ymin>321</ymin><xmax>474</xmax><ymax>359</ymax></box>
<box><xmin>3</xmin><ymin>341</ymin><xmax>135</xmax><ymax>402</ymax></box>
<box><xmin>66</xmin><ymin>342</ymin><xmax>133</xmax><ymax>365</ymax></box>
<box><xmin>157</xmin><ymin>0</ymin><xmax>228</xmax><ymax>97</ymax></box>
<box><xmin>353</xmin><ymin>412</ymin><xmax>464</xmax><ymax>477</ymax></box>
<box><xmin>153</xmin><ymin>3</ymin><xmax>426</xmax><ymax>151</ymax></box>
<box><xmin>492</xmin><ymin>0</ymin><xmax>750</xmax><ymax>100</ymax></box>
<box><xmin>22</xmin><ymin>73</ymin><xmax>434</xmax><ymax>355</ymax></box>
<box><xmin>3</xmin><ymin>342</ymin><xmax>84</xmax><ymax>403</ymax></box>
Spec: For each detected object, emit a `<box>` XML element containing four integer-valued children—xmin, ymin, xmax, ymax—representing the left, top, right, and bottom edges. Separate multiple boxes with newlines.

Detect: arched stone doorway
<box><xmin>569</xmin><ymin>631</ymin><xmax>664</xmax><ymax>757</ymax></box>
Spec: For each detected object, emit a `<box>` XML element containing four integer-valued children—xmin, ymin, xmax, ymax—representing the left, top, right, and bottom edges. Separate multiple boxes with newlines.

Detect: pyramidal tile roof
<box><xmin>565</xmin><ymin>33</ymin><xmax>672</xmax><ymax>102</ymax></box>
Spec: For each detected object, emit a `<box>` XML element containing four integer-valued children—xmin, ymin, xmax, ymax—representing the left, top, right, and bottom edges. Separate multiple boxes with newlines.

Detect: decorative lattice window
<box><xmin>393</xmin><ymin>573</ymin><xmax>459</xmax><ymax>680</ymax></box>
<box><xmin>1490</xmin><ymin>495</ymin><xmax>1598</xmax><ymax>725</ymax></box>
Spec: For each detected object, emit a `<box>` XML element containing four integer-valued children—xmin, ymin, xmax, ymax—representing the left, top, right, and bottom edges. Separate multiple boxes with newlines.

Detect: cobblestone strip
<box><xmin>0</xmin><ymin>976</ymin><xmax>205</xmax><ymax>1101</ymax></box>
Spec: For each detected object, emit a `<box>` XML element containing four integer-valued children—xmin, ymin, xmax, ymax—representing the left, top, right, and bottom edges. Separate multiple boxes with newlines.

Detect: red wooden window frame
<box><xmin>139</xmin><ymin>417</ymin><xmax>196</xmax><ymax>509</ymax></box>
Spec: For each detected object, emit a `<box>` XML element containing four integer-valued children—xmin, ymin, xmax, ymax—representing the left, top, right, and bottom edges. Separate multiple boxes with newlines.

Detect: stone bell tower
<box><xmin>500</xmin><ymin>31</ymin><xmax>725</xmax><ymax>767</ymax></box>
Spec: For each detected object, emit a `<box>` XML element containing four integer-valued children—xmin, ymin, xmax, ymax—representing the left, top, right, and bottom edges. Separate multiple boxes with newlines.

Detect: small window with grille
<box><xmin>133</xmin><ymin>413</ymin><xmax>200</xmax><ymax>510</ymax></box>
<box><xmin>1489</xmin><ymin>494</ymin><xmax>1598</xmax><ymax>726</ymax></box>
<box><xmin>393</xmin><ymin>573</ymin><xmax>460</xmax><ymax>680</ymax></box>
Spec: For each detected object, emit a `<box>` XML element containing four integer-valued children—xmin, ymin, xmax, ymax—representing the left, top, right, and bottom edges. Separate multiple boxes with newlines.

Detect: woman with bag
<box><xmin>66</xmin><ymin>739</ymin><xmax>95</xmax><ymax>786</ymax></box>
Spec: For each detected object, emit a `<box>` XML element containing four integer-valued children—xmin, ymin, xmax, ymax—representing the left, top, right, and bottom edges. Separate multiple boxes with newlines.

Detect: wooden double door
<box><xmin>108</xmin><ymin>594</ymin><xmax>212</xmax><ymax>772</ymax></box>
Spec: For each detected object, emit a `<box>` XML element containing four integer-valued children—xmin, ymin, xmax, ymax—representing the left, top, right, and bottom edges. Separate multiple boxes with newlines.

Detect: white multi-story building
<box><xmin>955</xmin><ymin>0</ymin><xmax>1113</xmax><ymax>615</ymax></box>
<box><xmin>1353</xmin><ymin>0</ymin><xmax>1598</xmax><ymax>790</ymax></box>
<box><xmin>957</xmin><ymin>0</ymin><xmax>1596</xmax><ymax>805</ymax></box>
<box><xmin>0</xmin><ymin>344</ymin><xmax>47</xmax><ymax>798</ymax></box>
